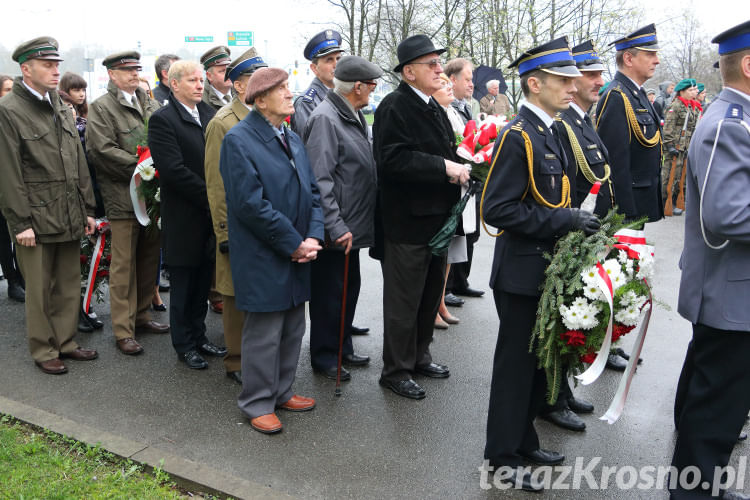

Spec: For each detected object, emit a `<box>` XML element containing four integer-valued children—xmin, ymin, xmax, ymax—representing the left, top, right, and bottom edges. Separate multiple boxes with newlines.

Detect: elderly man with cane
<box><xmin>303</xmin><ymin>55</ymin><xmax>381</xmax><ymax>382</ymax></box>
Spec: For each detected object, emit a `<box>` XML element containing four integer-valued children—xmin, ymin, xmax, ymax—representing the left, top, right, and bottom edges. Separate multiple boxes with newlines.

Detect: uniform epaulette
<box><xmin>726</xmin><ymin>103</ymin><xmax>743</xmax><ymax>119</ymax></box>
<box><xmin>301</xmin><ymin>87</ymin><xmax>317</xmax><ymax>103</ymax></box>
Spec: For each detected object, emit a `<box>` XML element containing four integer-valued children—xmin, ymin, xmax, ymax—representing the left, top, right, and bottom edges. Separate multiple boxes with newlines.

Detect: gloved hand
<box><xmin>570</xmin><ymin>209</ymin><xmax>601</xmax><ymax>236</ymax></box>
<box><xmin>219</xmin><ymin>240</ymin><xmax>229</xmax><ymax>254</ymax></box>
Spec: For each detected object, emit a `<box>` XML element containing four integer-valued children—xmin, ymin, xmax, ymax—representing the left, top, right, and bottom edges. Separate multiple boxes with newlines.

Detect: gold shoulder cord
<box><xmin>596</xmin><ymin>87</ymin><xmax>661</xmax><ymax>148</ymax></box>
<box><xmin>479</xmin><ymin>127</ymin><xmax>571</xmax><ymax>238</ymax></box>
<box><xmin>559</xmin><ymin>120</ymin><xmax>611</xmax><ymax>184</ymax></box>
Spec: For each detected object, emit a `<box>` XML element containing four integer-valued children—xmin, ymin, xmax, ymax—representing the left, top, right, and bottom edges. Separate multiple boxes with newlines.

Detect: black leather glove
<box><xmin>219</xmin><ymin>240</ymin><xmax>229</xmax><ymax>254</ymax></box>
<box><xmin>570</xmin><ymin>209</ymin><xmax>601</xmax><ymax>236</ymax></box>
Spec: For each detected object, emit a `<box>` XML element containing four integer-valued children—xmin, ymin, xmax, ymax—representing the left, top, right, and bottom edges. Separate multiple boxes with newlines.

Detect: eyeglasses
<box><xmin>361</xmin><ymin>81</ymin><xmax>377</xmax><ymax>88</ymax></box>
<box><xmin>410</xmin><ymin>58</ymin><xmax>444</xmax><ymax>69</ymax></box>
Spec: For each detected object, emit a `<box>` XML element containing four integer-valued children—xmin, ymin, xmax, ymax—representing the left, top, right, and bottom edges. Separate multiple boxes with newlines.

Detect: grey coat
<box><xmin>303</xmin><ymin>91</ymin><xmax>377</xmax><ymax>249</ymax></box>
<box><xmin>678</xmin><ymin>88</ymin><xmax>750</xmax><ymax>332</ymax></box>
<box><xmin>291</xmin><ymin>77</ymin><xmax>329</xmax><ymax>136</ymax></box>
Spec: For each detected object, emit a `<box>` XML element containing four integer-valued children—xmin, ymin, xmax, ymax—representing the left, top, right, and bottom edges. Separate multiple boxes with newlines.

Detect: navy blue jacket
<box><xmin>220</xmin><ymin>110</ymin><xmax>324</xmax><ymax>313</ymax></box>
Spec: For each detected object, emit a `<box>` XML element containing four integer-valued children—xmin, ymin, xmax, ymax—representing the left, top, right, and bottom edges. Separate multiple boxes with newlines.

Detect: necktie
<box><xmin>131</xmin><ymin>96</ymin><xmax>140</xmax><ymax>113</ymax></box>
<box><xmin>584</xmin><ymin>113</ymin><xmax>593</xmax><ymax>128</ymax></box>
<box><xmin>191</xmin><ymin>108</ymin><xmax>201</xmax><ymax>125</ymax></box>
<box><xmin>278</xmin><ymin>128</ymin><xmax>289</xmax><ymax>150</ymax></box>
<box><xmin>223</xmin><ymin>94</ymin><xmax>231</xmax><ymax>104</ymax></box>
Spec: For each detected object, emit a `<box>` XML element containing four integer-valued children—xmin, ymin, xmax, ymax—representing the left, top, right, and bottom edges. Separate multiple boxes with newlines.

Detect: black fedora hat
<box><xmin>393</xmin><ymin>34</ymin><xmax>446</xmax><ymax>72</ymax></box>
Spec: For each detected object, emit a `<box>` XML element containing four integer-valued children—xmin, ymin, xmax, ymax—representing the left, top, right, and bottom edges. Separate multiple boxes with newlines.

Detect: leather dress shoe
<box><xmin>35</xmin><ymin>358</ymin><xmax>67</xmax><ymax>375</ymax></box>
<box><xmin>541</xmin><ymin>408</ymin><xmax>586</xmax><ymax>431</ymax></box>
<box><xmin>178</xmin><ymin>350</ymin><xmax>208</xmax><ymax>369</ymax></box>
<box><xmin>116</xmin><ymin>338</ymin><xmax>144</xmax><ymax>355</ymax></box>
<box><xmin>250</xmin><ymin>413</ymin><xmax>282</xmax><ymax>434</ymax></box>
<box><xmin>278</xmin><ymin>395</ymin><xmax>316</xmax><ymax>412</ymax></box>
<box><xmin>415</xmin><ymin>362</ymin><xmax>450</xmax><ymax>378</ymax></box>
<box><xmin>495</xmin><ymin>469</ymin><xmax>544</xmax><ymax>492</ymax></box>
<box><xmin>86</xmin><ymin>313</ymin><xmax>104</xmax><ymax>330</ymax></box>
<box><xmin>151</xmin><ymin>302</ymin><xmax>167</xmax><ymax>312</ymax></box>
<box><xmin>349</xmin><ymin>325</ymin><xmax>369</xmax><ymax>335</ymax></box>
<box><xmin>135</xmin><ymin>321</ymin><xmax>170</xmax><ymax>334</ymax></box>
<box><xmin>379</xmin><ymin>378</ymin><xmax>426</xmax><ymax>399</ymax></box>
<box><xmin>606</xmin><ymin>353</ymin><xmax>627</xmax><ymax>371</ymax></box>
<box><xmin>226</xmin><ymin>371</ymin><xmax>242</xmax><ymax>384</ymax></box>
<box><xmin>673</xmin><ymin>207</ymin><xmax>684</xmax><ymax>216</ymax></box>
<box><xmin>210</xmin><ymin>300</ymin><xmax>223</xmax><ymax>314</ymax></box>
<box><xmin>520</xmin><ymin>448</ymin><xmax>565</xmax><ymax>466</ymax></box>
<box><xmin>453</xmin><ymin>287</ymin><xmax>485</xmax><ymax>297</ymax></box>
<box><xmin>724</xmin><ymin>491</ymin><xmax>750</xmax><ymax>500</ymax></box>
<box><xmin>314</xmin><ymin>365</ymin><xmax>351</xmax><ymax>381</ymax></box>
<box><xmin>343</xmin><ymin>353</ymin><xmax>370</xmax><ymax>366</ymax></box>
<box><xmin>60</xmin><ymin>347</ymin><xmax>98</xmax><ymax>361</ymax></box>
<box><xmin>444</xmin><ymin>293</ymin><xmax>464</xmax><ymax>307</ymax></box>
<box><xmin>614</xmin><ymin>347</ymin><xmax>642</xmax><ymax>365</ymax></box>
<box><xmin>568</xmin><ymin>396</ymin><xmax>594</xmax><ymax>414</ymax></box>
<box><xmin>78</xmin><ymin>309</ymin><xmax>94</xmax><ymax>333</ymax></box>
<box><xmin>740</xmin><ymin>431</ymin><xmax>748</xmax><ymax>442</ymax></box>
<box><xmin>7</xmin><ymin>281</ymin><xmax>25</xmax><ymax>302</ymax></box>
<box><xmin>199</xmin><ymin>342</ymin><xmax>227</xmax><ymax>357</ymax></box>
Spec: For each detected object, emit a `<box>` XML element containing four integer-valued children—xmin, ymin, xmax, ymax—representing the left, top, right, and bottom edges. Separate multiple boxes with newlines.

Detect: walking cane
<box><xmin>335</xmin><ymin>250</ymin><xmax>351</xmax><ymax>397</ymax></box>
<box><xmin>664</xmin><ymin>154</ymin><xmax>678</xmax><ymax>216</ymax></box>
<box><xmin>676</xmin><ymin>155</ymin><xmax>688</xmax><ymax>211</ymax></box>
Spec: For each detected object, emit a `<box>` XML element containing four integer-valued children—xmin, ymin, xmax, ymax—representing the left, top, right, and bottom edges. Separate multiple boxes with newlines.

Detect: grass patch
<box><xmin>0</xmin><ymin>414</ymin><xmax>213</xmax><ymax>499</ymax></box>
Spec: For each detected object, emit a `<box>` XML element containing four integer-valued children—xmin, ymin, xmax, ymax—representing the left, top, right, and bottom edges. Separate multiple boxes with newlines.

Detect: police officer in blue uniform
<box><xmin>481</xmin><ymin>36</ymin><xmax>600</xmax><ymax>492</ymax></box>
<box><xmin>670</xmin><ymin>19</ymin><xmax>750</xmax><ymax>500</ymax></box>
<box><xmin>595</xmin><ymin>24</ymin><xmax>663</xmax><ymax>223</ymax></box>
<box><xmin>290</xmin><ymin>30</ymin><xmax>345</xmax><ymax>136</ymax></box>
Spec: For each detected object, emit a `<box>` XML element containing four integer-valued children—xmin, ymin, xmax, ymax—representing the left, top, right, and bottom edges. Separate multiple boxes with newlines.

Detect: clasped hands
<box><xmin>291</xmin><ymin>237</ymin><xmax>323</xmax><ymax>263</ymax></box>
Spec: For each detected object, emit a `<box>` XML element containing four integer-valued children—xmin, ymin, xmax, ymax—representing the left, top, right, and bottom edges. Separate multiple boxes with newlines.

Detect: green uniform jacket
<box><xmin>86</xmin><ymin>80</ymin><xmax>160</xmax><ymax>220</ymax></box>
<box><xmin>662</xmin><ymin>98</ymin><xmax>698</xmax><ymax>153</ymax></box>
<box><xmin>0</xmin><ymin>78</ymin><xmax>95</xmax><ymax>243</ymax></box>
<box><xmin>204</xmin><ymin>96</ymin><xmax>249</xmax><ymax>296</ymax></box>
<box><xmin>202</xmin><ymin>84</ymin><xmax>229</xmax><ymax>112</ymax></box>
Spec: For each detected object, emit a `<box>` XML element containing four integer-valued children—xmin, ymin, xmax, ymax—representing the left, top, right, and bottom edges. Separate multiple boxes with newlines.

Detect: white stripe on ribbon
<box><xmin>129</xmin><ymin>169</ymin><xmax>150</xmax><ymax>226</ymax></box>
<box><xmin>83</xmin><ymin>231</ymin><xmax>106</xmax><ymax>312</ymax></box>
<box><xmin>576</xmin><ymin>262</ymin><xmax>614</xmax><ymax>385</ymax></box>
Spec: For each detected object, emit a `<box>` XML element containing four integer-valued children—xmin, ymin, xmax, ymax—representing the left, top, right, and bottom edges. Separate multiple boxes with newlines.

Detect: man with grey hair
<box><xmin>479</xmin><ymin>79</ymin><xmax>511</xmax><ymax>116</ymax></box>
<box><xmin>303</xmin><ymin>55</ymin><xmax>382</xmax><ymax>381</ymax></box>
<box><xmin>445</xmin><ymin>58</ymin><xmax>474</xmax><ymax>123</ymax></box>
<box><xmin>153</xmin><ymin>53</ymin><xmax>179</xmax><ymax>104</ymax></box>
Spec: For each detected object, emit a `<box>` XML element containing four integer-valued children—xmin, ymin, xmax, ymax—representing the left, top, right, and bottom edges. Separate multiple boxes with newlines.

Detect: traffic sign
<box><xmin>228</xmin><ymin>31</ymin><xmax>253</xmax><ymax>46</ymax></box>
<box><xmin>185</xmin><ymin>36</ymin><xmax>214</xmax><ymax>42</ymax></box>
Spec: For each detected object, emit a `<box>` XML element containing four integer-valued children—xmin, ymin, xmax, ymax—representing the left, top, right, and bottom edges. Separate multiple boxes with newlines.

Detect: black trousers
<box><xmin>309</xmin><ymin>248</ymin><xmax>360</xmax><ymax>369</ymax></box>
<box><xmin>381</xmin><ymin>240</ymin><xmax>445</xmax><ymax>382</ymax></box>
<box><xmin>0</xmin><ymin>213</ymin><xmax>21</xmax><ymax>283</ymax></box>
<box><xmin>168</xmin><ymin>261</ymin><xmax>212</xmax><ymax>354</ymax></box>
<box><xmin>670</xmin><ymin>323</ymin><xmax>750</xmax><ymax>499</ymax></box>
<box><xmin>485</xmin><ymin>290</ymin><xmax>547</xmax><ymax>467</ymax></box>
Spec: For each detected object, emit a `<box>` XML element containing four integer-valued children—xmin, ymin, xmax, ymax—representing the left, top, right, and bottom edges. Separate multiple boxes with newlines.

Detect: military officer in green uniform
<box><xmin>661</xmin><ymin>78</ymin><xmax>699</xmax><ymax>215</ymax></box>
<box><xmin>200</xmin><ymin>46</ymin><xmax>233</xmax><ymax>111</ymax></box>
<box><xmin>204</xmin><ymin>47</ymin><xmax>267</xmax><ymax>384</ymax></box>
<box><xmin>0</xmin><ymin>37</ymin><xmax>99</xmax><ymax>374</ymax></box>
<box><xmin>86</xmin><ymin>51</ymin><xmax>169</xmax><ymax>356</ymax></box>
<box><xmin>290</xmin><ymin>30</ymin><xmax>344</xmax><ymax>136</ymax></box>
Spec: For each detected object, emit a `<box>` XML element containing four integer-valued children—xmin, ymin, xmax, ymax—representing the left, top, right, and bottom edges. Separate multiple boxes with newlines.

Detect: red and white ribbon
<box><xmin>83</xmin><ymin>219</ymin><xmax>110</xmax><ymax>313</ymax></box>
<box><xmin>129</xmin><ymin>146</ymin><xmax>152</xmax><ymax>226</ymax></box>
<box><xmin>575</xmin><ymin>262</ymin><xmax>614</xmax><ymax>385</ymax></box>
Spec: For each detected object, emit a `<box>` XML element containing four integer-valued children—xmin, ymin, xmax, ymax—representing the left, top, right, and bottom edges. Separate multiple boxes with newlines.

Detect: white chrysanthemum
<box><xmin>602</xmin><ymin>259</ymin><xmax>625</xmax><ymax>290</ymax></box>
<box><xmin>138</xmin><ymin>163</ymin><xmax>156</xmax><ymax>181</ymax></box>
<box><xmin>615</xmin><ymin>304</ymin><xmax>641</xmax><ymax>326</ymax></box>
<box><xmin>578</xmin><ymin>302</ymin><xmax>600</xmax><ymax>329</ymax></box>
<box><xmin>619</xmin><ymin>290</ymin><xmax>637</xmax><ymax>307</ymax></box>
<box><xmin>625</xmin><ymin>258</ymin><xmax>635</xmax><ymax>278</ymax></box>
<box><xmin>560</xmin><ymin>303</ymin><xmax>582</xmax><ymax>330</ymax></box>
<box><xmin>560</xmin><ymin>298</ymin><xmax>600</xmax><ymax>330</ymax></box>
<box><xmin>583</xmin><ymin>283</ymin><xmax>603</xmax><ymax>301</ymax></box>
<box><xmin>581</xmin><ymin>266</ymin><xmax>598</xmax><ymax>287</ymax></box>
<box><xmin>617</xmin><ymin>250</ymin><xmax>628</xmax><ymax>264</ymax></box>
<box><xmin>636</xmin><ymin>252</ymin><xmax>655</xmax><ymax>281</ymax></box>
<box><xmin>154</xmin><ymin>187</ymin><xmax>161</xmax><ymax>202</ymax></box>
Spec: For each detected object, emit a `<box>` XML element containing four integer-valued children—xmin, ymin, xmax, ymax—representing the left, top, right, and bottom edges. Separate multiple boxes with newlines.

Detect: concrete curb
<box><xmin>0</xmin><ymin>396</ymin><xmax>294</xmax><ymax>500</ymax></box>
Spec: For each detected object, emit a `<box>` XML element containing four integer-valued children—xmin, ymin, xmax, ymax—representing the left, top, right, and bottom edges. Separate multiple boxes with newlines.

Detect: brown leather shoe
<box><xmin>278</xmin><ymin>395</ymin><xmax>316</xmax><ymax>412</ymax></box>
<box><xmin>60</xmin><ymin>347</ymin><xmax>98</xmax><ymax>361</ymax></box>
<box><xmin>35</xmin><ymin>358</ymin><xmax>67</xmax><ymax>374</ymax></box>
<box><xmin>134</xmin><ymin>321</ymin><xmax>170</xmax><ymax>334</ymax></box>
<box><xmin>250</xmin><ymin>413</ymin><xmax>282</xmax><ymax>434</ymax></box>
<box><xmin>116</xmin><ymin>338</ymin><xmax>144</xmax><ymax>355</ymax></box>
<box><xmin>210</xmin><ymin>300</ymin><xmax>224</xmax><ymax>314</ymax></box>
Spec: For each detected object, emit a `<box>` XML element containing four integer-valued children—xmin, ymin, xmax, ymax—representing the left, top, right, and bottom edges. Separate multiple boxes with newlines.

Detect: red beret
<box><xmin>245</xmin><ymin>67</ymin><xmax>288</xmax><ymax>105</ymax></box>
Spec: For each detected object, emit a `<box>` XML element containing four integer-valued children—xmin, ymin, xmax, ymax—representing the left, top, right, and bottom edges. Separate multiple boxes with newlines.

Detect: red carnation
<box><xmin>80</xmin><ymin>255</ymin><xmax>88</xmax><ymax>264</ymax></box>
<box><xmin>154</xmin><ymin>169</ymin><xmax>159</xmax><ymax>179</ymax></box>
<box><xmin>560</xmin><ymin>330</ymin><xmax>586</xmax><ymax>346</ymax></box>
<box><xmin>580</xmin><ymin>351</ymin><xmax>597</xmax><ymax>364</ymax></box>
<box><xmin>284</xmin><ymin>115</ymin><xmax>291</xmax><ymax>124</ymax></box>
<box><xmin>612</xmin><ymin>323</ymin><xmax>635</xmax><ymax>342</ymax></box>
<box><xmin>106</xmin><ymin>254</ymin><xmax>112</xmax><ymax>263</ymax></box>
<box><xmin>97</xmin><ymin>270</ymin><xmax>109</xmax><ymax>278</ymax></box>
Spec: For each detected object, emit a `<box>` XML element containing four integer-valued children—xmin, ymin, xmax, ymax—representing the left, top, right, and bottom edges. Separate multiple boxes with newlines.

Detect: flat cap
<box><xmin>571</xmin><ymin>40</ymin><xmax>605</xmax><ymax>71</ymax></box>
<box><xmin>334</xmin><ymin>55</ymin><xmax>383</xmax><ymax>82</ymax></box>
<box><xmin>712</xmin><ymin>20</ymin><xmax>750</xmax><ymax>55</ymax></box>
<box><xmin>610</xmin><ymin>24</ymin><xmax>659</xmax><ymax>52</ymax></box>
<box><xmin>12</xmin><ymin>36</ymin><xmax>63</xmax><ymax>64</ymax></box>
<box><xmin>201</xmin><ymin>46</ymin><xmax>231</xmax><ymax>69</ymax></box>
<box><xmin>102</xmin><ymin>51</ymin><xmax>142</xmax><ymax>70</ymax></box>
<box><xmin>245</xmin><ymin>67</ymin><xmax>288</xmax><ymax>105</ymax></box>
<box><xmin>304</xmin><ymin>30</ymin><xmax>344</xmax><ymax>61</ymax></box>
<box><xmin>225</xmin><ymin>47</ymin><xmax>268</xmax><ymax>82</ymax></box>
<box><xmin>509</xmin><ymin>36</ymin><xmax>582</xmax><ymax>77</ymax></box>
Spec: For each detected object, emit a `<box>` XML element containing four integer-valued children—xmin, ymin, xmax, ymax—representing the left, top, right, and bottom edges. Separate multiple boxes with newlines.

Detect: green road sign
<box><xmin>185</xmin><ymin>36</ymin><xmax>214</xmax><ymax>42</ymax></box>
<box><xmin>228</xmin><ymin>31</ymin><xmax>253</xmax><ymax>46</ymax></box>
